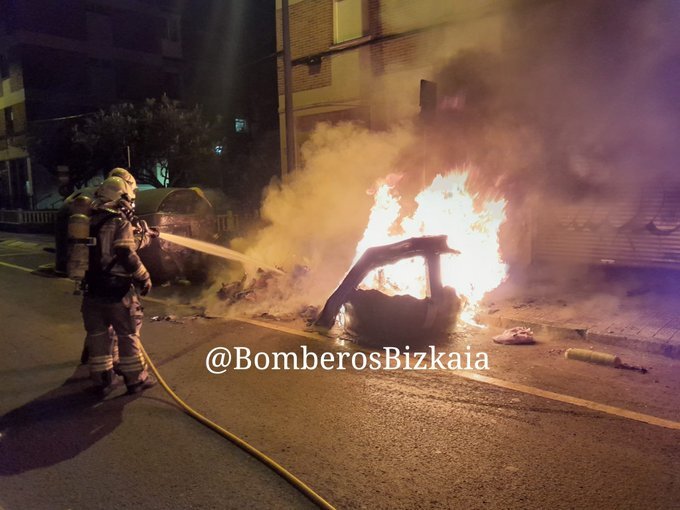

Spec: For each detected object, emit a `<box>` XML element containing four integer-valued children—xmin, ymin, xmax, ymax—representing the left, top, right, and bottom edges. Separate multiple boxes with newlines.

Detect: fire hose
<box><xmin>137</xmin><ymin>342</ymin><xmax>336</xmax><ymax>510</ymax></box>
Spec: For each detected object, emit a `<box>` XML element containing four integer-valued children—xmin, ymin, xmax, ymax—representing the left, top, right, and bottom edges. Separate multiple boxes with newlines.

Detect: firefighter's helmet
<box><xmin>95</xmin><ymin>176</ymin><xmax>128</xmax><ymax>203</ymax></box>
<box><xmin>108</xmin><ymin>167</ymin><xmax>137</xmax><ymax>201</ymax></box>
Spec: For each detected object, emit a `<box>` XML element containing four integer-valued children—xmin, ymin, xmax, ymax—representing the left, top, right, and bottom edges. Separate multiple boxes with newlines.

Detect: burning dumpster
<box><xmin>131</xmin><ymin>188</ymin><xmax>216</xmax><ymax>282</ymax></box>
<box><xmin>315</xmin><ymin>236</ymin><xmax>462</xmax><ymax>345</ymax></box>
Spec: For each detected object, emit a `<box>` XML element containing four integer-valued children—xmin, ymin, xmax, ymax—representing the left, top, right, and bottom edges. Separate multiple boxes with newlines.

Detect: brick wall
<box><xmin>276</xmin><ymin>0</ymin><xmax>333</xmax><ymax>58</ymax></box>
<box><xmin>276</xmin><ymin>0</ymin><xmax>431</xmax><ymax>94</ymax></box>
<box><xmin>276</xmin><ymin>0</ymin><xmax>512</xmax><ymax>91</ymax></box>
<box><xmin>277</xmin><ymin>56</ymin><xmax>331</xmax><ymax>94</ymax></box>
<box><xmin>370</xmin><ymin>32</ymin><xmax>420</xmax><ymax>76</ymax></box>
<box><xmin>276</xmin><ymin>0</ymin><xmax>332</xmax><ymax>93</ymax></box>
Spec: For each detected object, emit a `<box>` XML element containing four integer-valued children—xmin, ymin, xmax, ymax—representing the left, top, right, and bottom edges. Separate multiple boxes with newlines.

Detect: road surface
<box><xmin>0</xmin><ymin>234</ymin><xmax>679</xmax><ymax>509</ymax></box>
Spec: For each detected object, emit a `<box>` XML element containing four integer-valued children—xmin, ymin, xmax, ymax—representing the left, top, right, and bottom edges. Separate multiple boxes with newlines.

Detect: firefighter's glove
<box><xmin>138</xmin><ymin>278</ymin><xmax>152</xmax><ymax>296</ymax></box>
<box><xmin>119</xmin><ymin>199</ymin><xmax>135</xmax><ymax>221</ymax></box>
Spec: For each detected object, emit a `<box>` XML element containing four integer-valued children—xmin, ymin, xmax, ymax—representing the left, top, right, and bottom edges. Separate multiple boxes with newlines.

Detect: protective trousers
<box><xmin>82</xmin><ymin>292</ymin><xmax>147</xmax><ymax>388</ymax></box>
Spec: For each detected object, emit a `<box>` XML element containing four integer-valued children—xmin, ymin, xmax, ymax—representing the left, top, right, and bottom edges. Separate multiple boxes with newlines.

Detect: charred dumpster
<box><xmin>134</xmin><ymin>188</ymin><xmax>216</xmax><ymax>282</ymax></box>
<box><xmin>314</xmin><ymin>236</ymin><xmax>462</xmax><ymax>346</ymax></box>
<box><xmin>55</xmin><ymin>187</ymin><xmax>216</xmax><ymax>283</ymax></box>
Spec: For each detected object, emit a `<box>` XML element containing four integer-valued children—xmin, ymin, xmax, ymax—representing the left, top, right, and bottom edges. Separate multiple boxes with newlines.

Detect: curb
<box><xmin>479</xmin><ymin>313</ymin><xmax>587</xmax><ymax>341</ymax></box>
<box><xmin>585</xmin><ymin>330</ymin><xmax>680</xmax><ymax>360</ymax></box>
<box><xmin>478</xmin><ymin>313</ymin><xmax>680</xmax><ymax>360</ymax></box>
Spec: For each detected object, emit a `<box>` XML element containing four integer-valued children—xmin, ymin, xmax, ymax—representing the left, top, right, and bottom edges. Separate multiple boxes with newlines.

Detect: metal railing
<box><xmin>0</xmin><ymin>209</ymin><xmax>57</xmax><ymax>225</ymax></box>
<box><xmin>0</xmin><ymin>208</ymin><xmax>255</xmax><ymax>234</ymax></box>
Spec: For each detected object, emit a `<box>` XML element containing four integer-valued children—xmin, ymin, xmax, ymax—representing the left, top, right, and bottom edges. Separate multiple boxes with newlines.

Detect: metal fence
<box><xmin>0</xmin><ymin>209</ymin><xmax>57</xmax><ymax>225</ymax></box>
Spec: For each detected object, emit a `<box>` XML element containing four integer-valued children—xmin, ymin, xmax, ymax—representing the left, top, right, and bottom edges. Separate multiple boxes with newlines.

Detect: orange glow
<box><xmin>353</xmin><ymin>169</ymin><xmax>507</xmax><ymax>324</ymax></box>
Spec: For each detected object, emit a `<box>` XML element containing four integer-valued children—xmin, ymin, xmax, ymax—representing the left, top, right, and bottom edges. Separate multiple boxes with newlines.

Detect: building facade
<box><xmin>274</xmin><ymin>0</ymin><xmax>511</xmax><ymax>174</ymax></box>
<box><xmin>0</xmin><ymin>0</ymin><xmax>182</xmax><ymax>210</ymax></box>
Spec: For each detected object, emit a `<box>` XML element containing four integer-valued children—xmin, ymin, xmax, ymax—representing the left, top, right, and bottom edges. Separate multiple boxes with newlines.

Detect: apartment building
<box><xmin>0</xmin><ymin>0</ymin><xmax>182</xmax><ymax>209</ymax></box>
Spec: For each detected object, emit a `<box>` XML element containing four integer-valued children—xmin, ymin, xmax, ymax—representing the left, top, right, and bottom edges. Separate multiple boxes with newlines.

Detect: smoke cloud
<box><xmin>409</xmin><ymin>0</ymin><xmax>680</xmax><ymax>270</ymax></box>
<box><xmin>426</xmin><ymin>0</ymin><xmax>680</xmax><ymax>193</ymax></box>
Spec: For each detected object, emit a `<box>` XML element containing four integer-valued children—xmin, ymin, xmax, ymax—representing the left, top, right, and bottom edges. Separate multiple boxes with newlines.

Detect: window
<box><xmin>333</xmin><ymin>0</ymin><xmax>368</xmax><ymax>44</ymax></box>
<box><xmin>163</xmin><ymin>72</ymin><xmax>180</xmax><ymax>99</ymax></box>
<box><xmin>4</xmin><ymin>107</ymin><xmax>13</xmax><ymax>135</ymax></box>
<box><xmin>168</xmin><ymin>18</ymin><xmax>179</xmax><ymax>42</ymax></box>
<box><xmin>161</xmin><ymin>16</ymin><xmax>179</xmax><ymax>42</ymax></box>
<box><xmin>234</xmin><ymin>118</ymin><xmax>248</xmax><ymax>133</ymax></box>
<box><xmin>88</xmin><ymin>58</ymin><xmax>111</xmax><ymax>68</ymax></box>
<box><xmin>0</xmin><ymin>54</ymin><xmax>8</xmax><ymax>79</ymax></box>
<box><xmin>113</xmin><ymin>11</ymin><xmax>158</xmax><ymax>53</ymax></box>
<box><xmin>23</xmin><ymin>45</ymin><xmax>88</xmax><ymax>92</ymax></box>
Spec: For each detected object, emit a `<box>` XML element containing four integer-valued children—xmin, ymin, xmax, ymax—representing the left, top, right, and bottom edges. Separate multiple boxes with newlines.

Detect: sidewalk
<box><xmin>479</xmin><ymin>264</ymin><xmax>680</xmax><ymax>360</ymax></box>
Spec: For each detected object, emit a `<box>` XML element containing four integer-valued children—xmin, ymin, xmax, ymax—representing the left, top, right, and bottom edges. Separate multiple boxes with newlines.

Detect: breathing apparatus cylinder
<box><xmin>67</xmin><ymin>214</ymin><xmax>91</xmax><ymax>280</ymax></box>
<box><xmin>67</xmin><ymin>195</ymin><xmax>94</xmax><ymax>281</ymax></box>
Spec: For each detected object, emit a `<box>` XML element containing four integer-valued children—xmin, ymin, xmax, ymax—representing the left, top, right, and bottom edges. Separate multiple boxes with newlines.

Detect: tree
<box><xmin>72</xmin><ymin>95</ymin><xmax>224</xmax><ymax>188</ymax></box>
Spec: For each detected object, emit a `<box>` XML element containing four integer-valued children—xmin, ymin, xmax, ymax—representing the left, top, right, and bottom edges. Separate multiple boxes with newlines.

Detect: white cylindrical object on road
<box><xmin>565</xmin><ymin>348</ymin><xmax>621</xmax><ymax>367</ymax></box>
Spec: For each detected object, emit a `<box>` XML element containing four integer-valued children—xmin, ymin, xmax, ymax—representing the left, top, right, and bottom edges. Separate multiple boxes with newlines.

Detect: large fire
<box><xmin>353</xmin><ymin>170</ymin><xmax>507</xmax><ymax>323</ymax></box>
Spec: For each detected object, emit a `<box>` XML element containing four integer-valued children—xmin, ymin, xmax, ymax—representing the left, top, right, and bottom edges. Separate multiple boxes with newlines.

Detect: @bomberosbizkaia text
<box><xmin>205</xmin><ymin>345</ymin><xmax>490</xmax><ymax>374</ymax></box>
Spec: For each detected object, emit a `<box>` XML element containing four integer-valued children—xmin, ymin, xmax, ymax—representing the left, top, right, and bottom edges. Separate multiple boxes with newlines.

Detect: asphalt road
<box><xmin>0</xmin><ymin>235</ymin><xmax>679</xmax><ymax>509</ymax></box>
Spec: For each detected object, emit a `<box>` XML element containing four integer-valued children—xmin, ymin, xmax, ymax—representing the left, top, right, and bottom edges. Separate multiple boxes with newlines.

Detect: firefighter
<box><xmin>108</xmin><ymin>168</ymin><xmax>157</xmax><ymax>246</ymax></box>
<box><xmin>78</xmin><ymin>168</ymin><xmax>158</xmax><ymax>367</ymax></box>
<box><xmin>82</xmin><ymin>175</ymin><xmax>156</xmax><ymax>396</ymax></box>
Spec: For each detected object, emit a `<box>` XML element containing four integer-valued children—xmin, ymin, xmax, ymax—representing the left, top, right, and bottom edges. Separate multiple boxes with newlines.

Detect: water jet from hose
<box><xmin>158</xmin><ymin>232</ymin><xmax>284</xmax><ymax>275</ymax></box>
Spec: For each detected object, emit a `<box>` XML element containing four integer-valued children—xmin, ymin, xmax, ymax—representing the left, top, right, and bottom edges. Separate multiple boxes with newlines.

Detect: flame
<box><xmin>353</xmin><ymin>169</ymin><xmax>507</xmax><ymax>323</ymax></box>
